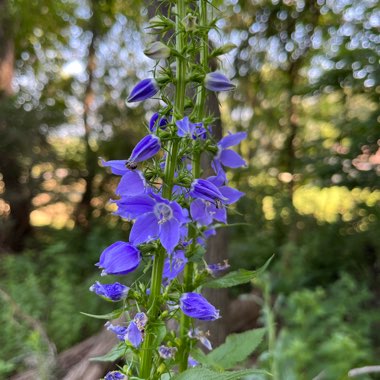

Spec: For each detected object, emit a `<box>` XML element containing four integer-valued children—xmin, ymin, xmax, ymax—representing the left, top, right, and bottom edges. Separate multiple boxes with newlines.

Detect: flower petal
<box><xmin>190</xmin><ymin>199</ymin><xmax>213</xmax><ymax>226</ymax></box>
<box><xmin>114</xmin><ymin>195</ymin><xmax>155</xmax><ymax>220</ymax></box>
<box><xmin>159</xmin><ymin>218</ymin><xmax>180</xmax><ymax>253</ymax></box>
<box><xmin>116</xmin><ymin>171</ymin><xmax>146</xmax><ymax>197</ymax></box>
<box><xmin>100</xmin><ymin>158</ymin><xmax>128</xmax><ymax>176</ymax></box>
<box><xmin>129</xmin><ymin>212</ymin><xmax>159</xmax><ymax>245</ymax></box>
<box><xmin>219</xmin><ymin>186</ymin><xmax>244</xmax><ymax>204</ymax></box>
<box><xmin>219</xmin><ymin>132</ymin><xmax>247</xmax><ymax>149</ymax></box>
<box><xmin>220</xmin><ymin>149</ymin><xmax>246</xmax><ymax>168</ymax></box>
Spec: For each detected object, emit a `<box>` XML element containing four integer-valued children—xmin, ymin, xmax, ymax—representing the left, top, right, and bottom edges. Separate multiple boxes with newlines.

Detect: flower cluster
<box><xmin>87</xmin><ymin>1</ymin><xmax>247</xmax><ymax>378</ymax></box>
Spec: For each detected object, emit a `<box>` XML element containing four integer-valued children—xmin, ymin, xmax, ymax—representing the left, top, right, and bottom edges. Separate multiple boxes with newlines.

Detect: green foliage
<box><xmin>90</xmin><ymin>343</ymin><xmax>127</xmax><ymax>362</ymax></box>
<box><xmin>193</xmin><ymin>328</ymin><xmax>266</xmax><ymax>371</ymax></box>
<box><xmin>260</xmin><ymin>274</ymin><xmax>377</xmax><ymax>380</ymax></box>
<box><xmin>173</xmin><ymin>368</ymin><xmax>268</xmax><ymax>380</ymax></box>
<box><xmin>0</xmin><ymin>224</ymin><xmax>126</xmax><ymax>377</ymax></box>
<box><xmin>202</xmin><ymin>256</ymin><xmax>274</xmax><ymax>289</ymax></box>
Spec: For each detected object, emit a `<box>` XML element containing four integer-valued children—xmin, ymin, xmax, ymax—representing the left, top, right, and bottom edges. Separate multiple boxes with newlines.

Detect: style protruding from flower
<box><xmin>205</xmin><ymin>72</ymin><xmax>235</xmax><ymax>92</ymax></box>
<box><xmin>96</xmin><ymin>241</ymin><xmax>141</xmax><ymax>276</ymax></box>
<box><xmin>179</xmin><ymin>292</ymin><xmax>220</xmax><ymax>321</ymax></box>
<box><xmin>127</xmin><ymin>78</ymin><xmax>159</xmax><ymax>102</ymax></box>
<box><xmin>89</xmin><ymin>281</ymin><xmax>129</xmax><ymax>302</ymax></box>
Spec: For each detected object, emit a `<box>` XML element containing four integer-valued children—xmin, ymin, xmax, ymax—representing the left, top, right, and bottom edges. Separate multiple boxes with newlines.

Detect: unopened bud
<box><xmin>183</xmin><ymin>14</ymin><xmax>197</xmax><ymax>31</ymax></box>
<box><xmin>211</xmin><ymin>43</ymin><xmax>237</xmax><ymax>57</ymax></box>
<box><xmin>144</xmin><ymin>41</ymin><xmax>171</xmax><ymax>60</ymax></box>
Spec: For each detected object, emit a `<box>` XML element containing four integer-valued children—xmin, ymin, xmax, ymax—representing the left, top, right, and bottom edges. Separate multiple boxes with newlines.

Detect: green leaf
<box><xmin>90</xmin><ymin>343</ymin><xmax>127</xmax><ymax>362</ymax></box>
<box><xmin>173</xmin><ymin>368</ymin><xmax>269</xmax><ymax>380</ymax></box>
<box><xmin>206</xmin><ymin>328</ymin><xmax>266</xmax><ymax>370</ymax></box>
<box><xmin>80</xmin><ymin>308</ymin><xmax>124</xmax><ymax>320</ymax></box>
<box><xmin>202</xmin><ymin>255</ymin><xmax>274</xmax><ymax>289</ymax></box>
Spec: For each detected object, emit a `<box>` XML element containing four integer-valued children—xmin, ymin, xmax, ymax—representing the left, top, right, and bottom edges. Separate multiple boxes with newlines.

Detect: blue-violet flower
<box><xmin>114</xmin><ymin>194</ymin><xmax>187</xmax><ymax>253</ymax></box>
<box><xmin>180</xmin><ymin>292</ymin><xmax>220</xmax><ymax>321</ymax></box>
<box><xmin>89</xmin><ymin>281</ymin><xmax>129</xmax><ymax>301</ymax></box>
<box><xmin>96</xmin><ymin>241</ymin><xmax>141</xmax><ymax>276</ymax></box>
<box><xmin>205</xmin><ymin>72</ymin><xmax>235</xmax><ymax>92</ymax></box>
<box><xmin>104</xmin><ymin>371</ymin><xmax>128</xmax><ymax>380</ymax></box>
<box><xmin>127</xmin><ymin>78</ymin><xmax>158</xmax><ymax>102</ymax></box>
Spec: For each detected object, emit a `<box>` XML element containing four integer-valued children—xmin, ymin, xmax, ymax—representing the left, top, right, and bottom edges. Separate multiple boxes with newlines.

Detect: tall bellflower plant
<box><xmin>88</xmin><ymin>1</ymin><xmax>270</xmax><ymax>379</ymax></box>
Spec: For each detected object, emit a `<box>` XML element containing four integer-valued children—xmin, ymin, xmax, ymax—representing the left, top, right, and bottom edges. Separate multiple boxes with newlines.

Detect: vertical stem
<box><xmin>179</xmin><ymin>0</ymin><xmax>208</xmax><ymax>371</ymax></box>
<box><xmin>139</xmin><ymin>0</ymin><xmax>187</xmax><ymax>378</ymax></box>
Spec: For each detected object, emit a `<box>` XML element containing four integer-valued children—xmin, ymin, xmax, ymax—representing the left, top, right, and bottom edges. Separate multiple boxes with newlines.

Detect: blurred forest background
<box><xmin>0</xmin><ymin>0</ymin><xmax>379</xmax><ymax>379</ymax></box>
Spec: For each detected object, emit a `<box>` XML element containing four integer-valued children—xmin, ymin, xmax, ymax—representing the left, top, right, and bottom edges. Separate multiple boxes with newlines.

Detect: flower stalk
<box><xmin>140</xmin><ymin>0</ymin><xmax>187</xmax><ymax>377</ymax></box>
<box><xmin>88</xmin><ymin>0</ymin><xmax>247</xmax><ymax>378</ymax></box>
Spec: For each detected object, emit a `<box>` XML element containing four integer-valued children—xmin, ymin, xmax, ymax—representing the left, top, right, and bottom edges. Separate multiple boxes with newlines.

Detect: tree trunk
<box><xmin>74</xmin><ymin>0</ymin><xmax>99</xmax><ymax>228</ymax></box>
<box><xmin>0</xmin><ymin>0</ymin><xmax>33</xmax><ymax>252</ymax></box>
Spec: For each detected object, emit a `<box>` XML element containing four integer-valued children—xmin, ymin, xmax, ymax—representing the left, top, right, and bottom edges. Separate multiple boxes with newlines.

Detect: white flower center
<box><xmin>154</xmin><ymin>202</ymin><xmax>173</xmax><ymax>224</ymax></box>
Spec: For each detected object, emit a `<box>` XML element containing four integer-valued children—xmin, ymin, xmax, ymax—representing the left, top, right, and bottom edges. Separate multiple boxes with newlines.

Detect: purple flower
<box><xmin>188</xmin><ymin>328</ymin><xmax>213</xmax><ymax>350</ymax></box>
<box><xmin>163</xmin><ymin>250</ymin><xmax>188</xmax><ymax>281</ymax></box>
<box><xmin>207</xmin><ymin>260</ymin><xmax>230</xmax><ymax>276</ymax></box>
<box><xmin>188</xmin><ymin>357</ymin><xmax>198</xmax><ymax>367</ymax></box>
<box><xmin>176</xmin><ymin>116</ymin><xmax>208</xmax><ymax>139</ymax></box>
<box><xmin>134</xmin><ymin>312</ymin><xmax>148</xmax><ymax>331</ymax></box>
<box><xmin>105</xmin><ymin>322</ymin><xmax>128</xmax><ymax>341</ymax></box>
<box><xmin>104</xmin><ymin>371</ymin><xmax>127</xmax><ymax>380</ymax></box>
<box><xmin>114</xmin><ymin>194</ymin><xmax>187</xmax><ymax>253</ymax></box>
<box><xmin>125</xmin><ymin>321</ymin><xmax>143</xmax><ymax>347</ymax></box>
<box><xmin>101</xmin><ymin>158</ymin><xmax>147</xmax><ymax>196</ymax></box>
<box><xmin>128</xmin><ymin>135</ymin><xmax>161</xmax><ymax>167</ymax></box>
<box><xmin>89</xmin><ymin>281</ymin><xmax>129</xmax><ymax>301</ymax></box>
<box><xmin>125</xmin><ymin>312</ymin><xmax>148</xmax><ymax>347</ymax></box>
<box><xmin>205</xmin><ymin>72</ymin><xmax>235</xmax><ymax>92</ymax></box>
<box><xmin>189</xmin><ymin>178</ymin><xmax>227</xmax><ymax>204</ymax></box>
<box><xmin>158</xmin><ymin>345</ymin><xmax>178</xmax><ymax>359</ymax></box>
<box><xmin>190</xmin><ymin>198</ymin><xmax>226</xmax><ymax>226</ymax></box>
<box><xmin>127</xmin><ymin>78</ymin><xmax>158</xmax><ymax>102</ymax></box>
<box><xmin>149</xmin><ymin>112</ymin><xmax>168</xmax><ymax>132</ymax></box>
<box><xmin>96</xmin><ymin>241</ymin><xmax>141</xmax><ymax>276</ymax></box>
<box><xmin>180</xmin><ymin>292</ymin><xmax>220</xmax><ymax>321</ymax></box>
<box><xmin>213</xmin><ymin>132</ymin><xmax>247</xmax><ymax>178</ymax></box>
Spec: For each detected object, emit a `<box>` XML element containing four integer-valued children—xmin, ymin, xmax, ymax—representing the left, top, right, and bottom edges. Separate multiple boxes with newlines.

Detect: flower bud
<box><xmin>158</xmin><ymin>345</ymin><xmax>178</xmax><ymax>359</ymax></box>
<box><xmin>127</xmin><ymin>78</ymin><xmax>159</xmax><ymax>103</ymax></box>
<box><xmin>211</xmin><ymin>43</ymin><xmax>237</xmax><ymax>57</ymax></box>
<box><xmin>96</xmin><ymin>241</ymin><xmax>141</xmax><ymax>276</ymax></box>
<box><xmin>144</xmin><ymin>41</ymin><xmax>171</xmax><ymax>60</ymax></box>
<box><xmin>204</xmin><ymin>72</ymin><xmax>235</xmax><ymax>92</ymax></box>
<box><xmin>129</xmin><ymin>134</ymin><xmax>161</xmax><ymax>164</ymax></box>
<box><xmin>183</xmin><ymin>13</ymin><xmax>198</xmax><ymax>31</ymax></box>
<box><xmin>180</xmin><ymin>292</ymin><xmax>220</xmax><ymax>321</ymax></box>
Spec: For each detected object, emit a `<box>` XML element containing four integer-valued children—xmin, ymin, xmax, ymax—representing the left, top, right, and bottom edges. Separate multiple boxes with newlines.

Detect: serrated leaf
<box><xmin>206</xmin><ymin>328</ymin><xmax>266</xmax><ymax>370</ymax></box>
<box><xmin>90</xmin><ymin>343</ymin><xmax>127</xmax><ymax>362</ymax></box>
<box><xmin>80</xmin><ymin>308</ymin><xmax>124</xmax><ymax>320</ymax></box>
<box><xmin>173</xmin><ymin>368</ymin><xmax>269</xmax><ymax>380</ymax></box>
<box><xmin>202</xmin><ymin>255</ymin><xmax>274</xmax><ymax>289</ymax></box>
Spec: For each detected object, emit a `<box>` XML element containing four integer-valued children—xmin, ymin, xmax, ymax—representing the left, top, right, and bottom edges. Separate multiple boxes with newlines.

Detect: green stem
<box><xmin>194</xmin><ymin>0</ymin><xmax>208</xmax><ymax>120</ymax></box>
<box><xmin>139</xmin><ymin>0</ymin><xmax>187</xmax><ymax>378</ymax></box>
<box><xmin>178</xmin><ymin>0</ymin><xmax>208</xmax><ymax>370</ymax></box>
